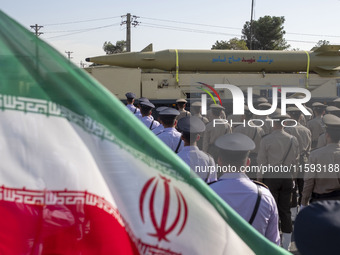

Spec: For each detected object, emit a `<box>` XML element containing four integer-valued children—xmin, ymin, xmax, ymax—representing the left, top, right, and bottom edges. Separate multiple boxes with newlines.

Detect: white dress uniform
<box><xmin>210</xmin><ymin>172</ymin><xmax>280</xmax><ymax>245</ymax></box>
<box><xmin>177</xmin><ymin>146</ymin><xmax>217</xmax><ymax>183</ymax></box>
<box><xmin>135</xmin><ymin>111</ymin><xmax>143</xmax><ymax>119</ymax></box>
<box><xmin>157</xmin><ymin>127</ymin><xmax>183</xmax><ymax>153</ymax></box>
<box><xmin>141</xmin><ymin>116</ymin><xmax>159</xmax><ymax>130</ymax></box>
<box><xmin>126</xmin><ymin>104</ymin><xmax>140</xmax><ymax>115</ymax></box>
<box><xmin>152</xmin><ymin>124</ymin><xmax>164</xmax><ymax>135</ymax></box>
<box><xmin>137</xmin><ymin>97</ymin><xmax>152</xmax><ymax>120</ymax></box>
<box><xmin>125</xmin><ymin>92</ymin><xmax>140</xmax><ymax>117</ymax></box>
<box><xmin>210</xmin><ymin>133</ymin><xmax>280</xmax><ymax>245</ymax></box>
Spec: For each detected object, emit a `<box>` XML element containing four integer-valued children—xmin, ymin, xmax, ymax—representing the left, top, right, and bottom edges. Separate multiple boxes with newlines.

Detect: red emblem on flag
<box><xmin>139</xmin><ymin>175</ymin><xmax>188</xmax><ymax>242</ymax></box>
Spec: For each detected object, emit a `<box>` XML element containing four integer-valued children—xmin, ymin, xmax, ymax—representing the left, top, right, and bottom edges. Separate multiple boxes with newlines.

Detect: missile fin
<box><xmin>316</xmin><ymin>66</ymin><xmax>340</xmax><ymax>71</ymax></box>
<box><xmin>141</xmin><ymin>43</ymin><xmax>153</xmax><ymax>52</ymax></box>
<box><xmin>314</xmin><ymin>66</ymin><xmax>340</xmax><ymax>77</ymax></box>
<box><xmin>312</xmin><ymin>45</ymin><xmax>340</xmax><ymax>56</ymax></box>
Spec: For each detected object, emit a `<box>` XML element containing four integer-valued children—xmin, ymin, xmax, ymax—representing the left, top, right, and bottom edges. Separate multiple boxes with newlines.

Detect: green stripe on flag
<box><xmin>0</xmin><ymin>10</ymin><xmax>290</xmax><ymax>255</ymax></box>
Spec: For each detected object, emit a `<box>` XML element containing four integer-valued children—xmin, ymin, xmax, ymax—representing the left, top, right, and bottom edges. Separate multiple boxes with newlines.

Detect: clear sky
<box><xmin>2</xmin><ymin>0</ymin><xmax>340</xmax><ymax>67</ymax></box>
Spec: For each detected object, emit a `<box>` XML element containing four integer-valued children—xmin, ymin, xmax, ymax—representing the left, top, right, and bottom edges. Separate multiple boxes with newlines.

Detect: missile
<box><xmin>85</xmin><ymin>45</ymin><xmax>340</xmax><ymax>76</ymax></box>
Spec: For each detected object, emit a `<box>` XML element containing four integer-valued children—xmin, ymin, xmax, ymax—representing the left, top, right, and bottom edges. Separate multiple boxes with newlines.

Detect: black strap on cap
<box><xmin>248</xmin><ymin>184</ymin><xmax>262</xmax><ymax>225</ymax></box>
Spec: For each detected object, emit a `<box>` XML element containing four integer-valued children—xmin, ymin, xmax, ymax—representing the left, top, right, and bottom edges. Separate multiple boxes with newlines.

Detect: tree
<box><xmin>314</xmin><ymin>40</ymin><xmax>330</xmax><ymax>48</ymax></box>
<box><xmin>211</xmin><ymin>38</ymin><xmax>248</xmax><ymax>50</ymax></box>
<box><xmin>242</xmin><ymin>16</ymin><xmax>290</xmax><ymax>50</ymax></box>
<box><xmin>103</xmin><ymin>40</ymin><xmax>126</xmax><ymax>54</ymax></box>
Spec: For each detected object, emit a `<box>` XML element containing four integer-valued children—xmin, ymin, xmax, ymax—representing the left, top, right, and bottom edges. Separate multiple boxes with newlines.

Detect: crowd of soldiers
<box><xmin>125</xmin><ymin>92</ymin><xmax>340</xmax><ymax>254</ymax></box>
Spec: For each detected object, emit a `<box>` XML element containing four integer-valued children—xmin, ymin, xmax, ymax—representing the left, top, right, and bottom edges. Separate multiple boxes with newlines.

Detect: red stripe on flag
<box><xmin>0</xmin><ymin>187</ymin><xmax>139</xmax><ymax>255</ymax></box>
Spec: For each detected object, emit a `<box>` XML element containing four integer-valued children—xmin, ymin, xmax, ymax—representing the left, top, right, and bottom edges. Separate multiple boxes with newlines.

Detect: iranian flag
<box><xmin>0</xmin><ymin>10</ymin><xmax>289</xmax><ymax>255</ymax></box>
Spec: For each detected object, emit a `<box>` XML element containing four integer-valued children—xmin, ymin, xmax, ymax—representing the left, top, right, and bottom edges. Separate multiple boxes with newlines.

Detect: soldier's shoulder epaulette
<box><xmin>252</xmin><ymin>180</ymin><xmax>269</xmax><ymax>189</ymax></box>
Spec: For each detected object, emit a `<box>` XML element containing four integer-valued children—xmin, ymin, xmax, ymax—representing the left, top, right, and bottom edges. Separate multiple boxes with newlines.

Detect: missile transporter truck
<box><xmin>85</xmin><ymin>45</ymin><xmax>340</xmax><ymax>105</ymax></box>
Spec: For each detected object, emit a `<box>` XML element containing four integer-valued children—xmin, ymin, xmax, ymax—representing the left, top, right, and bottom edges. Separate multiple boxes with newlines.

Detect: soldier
<box><xmin>206</xmin><ymin>97</ymin><xmax>226</xmax><ymax>122</ymax></box>
<box><xmin>140</xmin><ymin>101</ymin><xmax>160</xmax><ymax>131</ymax></box>
<box><xmin>226</xmin><ymin>113</ymin><xmax>243</xmax><ymax>130</ymax></box>
<box><xmin>256</xmin><ymin>97</ymin><xmax>268</xmax><ymax>104</ymax></box>
<box><xmin>176</xmin><ymin>98</ymin><xmax>191</xmax><ymax>121</ymax></box>
<box><xmin>202</xmin><ymin>104</ymin><xmax>231</xmax><ymax>161</ymax></box>
<box><xmin>177</xmin><ymin>116</ymin><xmax>217</xmax><ymax>183</ymax></box>
<box><xmin>190</xmin><ymin>101</ymin><xmax>208</xmax><ymax>150</ymax></box>
<box><xmin>292</xmin><ymin>95</ymin><xmax>313</xmax><ymax>126</ymax></box>
<box><xmin>125</xmin><ymin>92</ymin><xmax>140</xmax><ymax>116</ymax></box>
<box><xmin>307</xmin><ymin>102</ymin><xmax>326</xmax><ymax>149</ymax></box>
<box><xmin>252</xmin><ymin>97</ymin><xmax>269</xmax><ymax>120</ymax></box>
<box><xmin>190</xmin><ymin>101</ymin><xmax>209</xmax><ymax>124</ymax></box>
<box><xmin>333</xmin><ymin>97</ymin><xmax>340</xmax><ymax>108</ymax></box>
<box><xmin>301</xmin><ymin>114</ymin><xmax>340</xmax><ymax>206</ymax></box>
<box><xmin>136</xmin><ymin>97</ymin><xmax>151</xmax><ymax>119</ymax></box>
<box><xmin>151</xmin><ymin>106</ymin><xmax>167</xmax><ymax>135</ymax></box>
<box><xmin>157</xmin><ymin>108</ymin><xmax>184</xmax><ymax>153</ymax></box>
<box><xmin>253</xmin><ymin>102</ymin><xmax>273</xmax><ymax>135</ymax></box>
<box><xmin>233</xmin><ymin>106</ymin><xmax>265</xmax><ymax>179</ymax></box>
<box><xmin>210</xmin><ymin>133</ymin><xmax>280</xmax><ymax>245</ymax></box>
<box><xmin>257</xmin><ymin>109</ymin><xmax>299</xmax><ymax>250</ymax></box>
<box><xmin>316</xmin><ymin>106</ymin><xmax>340</xmax><ymax>148</ymax></box>
<box><xmin>284</xmin><ymin>107</ymin><xmax>312</xmax><ymax>220</ymax></box>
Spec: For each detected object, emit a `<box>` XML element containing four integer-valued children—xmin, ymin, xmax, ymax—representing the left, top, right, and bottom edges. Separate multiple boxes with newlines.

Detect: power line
<box><xmin>45</xmin><ymin>24</ymin><xmax>120</xmax><ymax>39</ymax></box>
<box><xmin>140</xmin><ymin>16</ymin><xmax>340</xmax><ymax>39</ymax></box>
<box><xmin>43</xmin><ymin>16</ymin><xmax>121</xmax><ymax>26</ymax></box>
<box><xmin>288</xmin><ymin>32</ymin><xmax>340</xmax><ymax>38</ymax></box>
<box><xmin>40</xmin><ymin>14</ymin><xmax>340</xmax><ymax>40</ymax></box>
<box><xmin>39</xmin><ymin>14</ymin><xmax>340</xmax><ymax>45</ymax></box>
<box><xmin>140</xmin><ymin>22</ymin><xmax>337</xmax><ymax>44</ymax></box>
<box><xmin>140</xmin><ymin>16</ymin><xmax>241</xmax><ymax>31</ymax></box>
<box><xmin>44</xmin><ymin>23</ymin><xmax>121</xmax><ymax>34</ymax></box>
<box><xmin>140</xmin><ymin>22</ymin><xmax>241</xmax><ymax>37</ymax></box>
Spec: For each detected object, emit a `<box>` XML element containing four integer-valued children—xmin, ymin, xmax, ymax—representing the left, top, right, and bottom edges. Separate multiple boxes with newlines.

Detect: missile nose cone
<box><xmin>85</xmin><ymin>58</ymin><xmax>91</xmax><ymax>62</ymax></box>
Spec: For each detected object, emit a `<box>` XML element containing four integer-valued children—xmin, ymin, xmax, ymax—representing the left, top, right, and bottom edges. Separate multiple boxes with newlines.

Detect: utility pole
<box><xmin>65</xmin><ymin>51</ymin><xmax>73</xmax><ymax>60</ymax></box>
<box><xmin>121</xmin><ymin>13</ymin><xmax>139</xmax><ymax>52</ymax></box>
<box><xmin>80</xmin><ymin>61</ymin><xmax>87</xmax><ymax>68</ymax></box>
<box><xmin>249</xmin><ymin>0</ymin><xmax>254</xmax><ymax>50</ymax></box>
<box><xmin>30</xmin><ymin>24</ymin><xmax>44</xmax><ymax>37</ymax></box>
